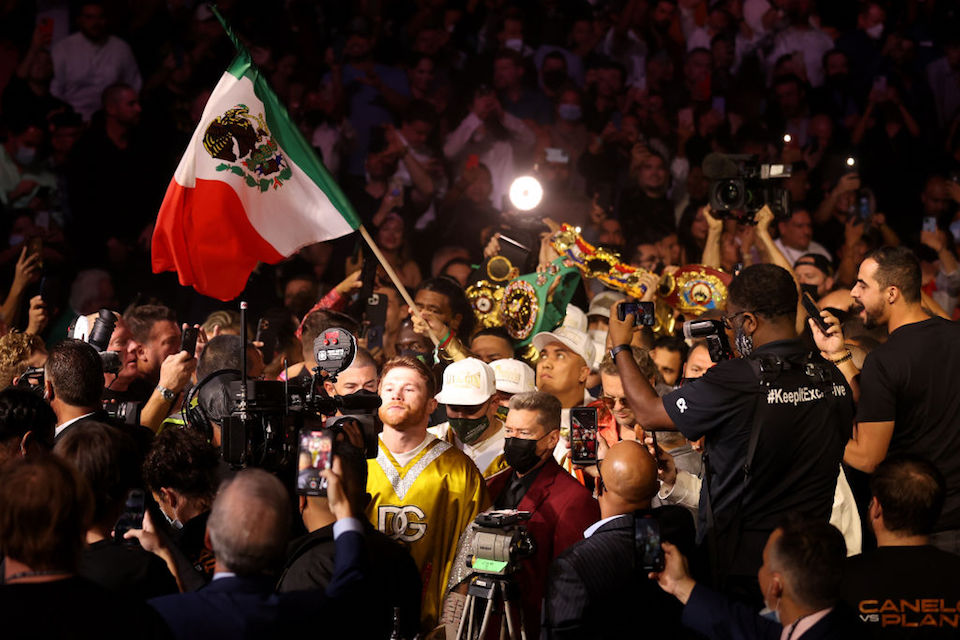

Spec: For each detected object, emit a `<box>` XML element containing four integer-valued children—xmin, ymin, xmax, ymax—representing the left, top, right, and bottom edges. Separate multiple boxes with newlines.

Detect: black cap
<box><xmin>794</xmin><ymin>253</ymin><xmax>834</xmax><ymax>277</ymax></box>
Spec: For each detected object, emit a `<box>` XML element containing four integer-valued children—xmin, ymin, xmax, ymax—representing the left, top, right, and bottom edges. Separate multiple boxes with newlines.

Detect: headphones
<box><xmin>182</xmin><ymin>368</ymin><xmax>242</xmax><ymax>441</ymax></box>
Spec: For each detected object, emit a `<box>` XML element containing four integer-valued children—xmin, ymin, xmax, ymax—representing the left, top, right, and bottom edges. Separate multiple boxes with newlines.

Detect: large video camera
<box><xmin>466</xmin><ymin>510</ymin><xmax>536</xmax><ymax>576</ymax></box>
<box><xmin>703</xmin><ymin>153</ymin><xmax>792</xmax><ymax>220</ymax></box>
<box><xmin>209</xmin><ymin>326</ymin><xmax>382</xmax><ymax>472</ymax></box>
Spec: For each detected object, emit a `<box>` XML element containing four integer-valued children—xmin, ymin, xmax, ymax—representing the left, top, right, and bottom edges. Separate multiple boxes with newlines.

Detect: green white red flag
<box><xmin>151</xmin><ymin>14</ymin><xmax>359</xmax><ymax>300</ymax></box>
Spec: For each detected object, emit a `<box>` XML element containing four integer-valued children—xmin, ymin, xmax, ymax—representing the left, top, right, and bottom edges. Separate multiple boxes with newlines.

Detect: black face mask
<box><xmin>503</xmin><ymin>436</ymin><xmax>546</xmax><ymax>474</ymax></box>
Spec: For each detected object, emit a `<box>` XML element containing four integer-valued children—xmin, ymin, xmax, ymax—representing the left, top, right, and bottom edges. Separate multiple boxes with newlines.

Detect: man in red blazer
<box><xmin>483</xmin><ymin>391</ymin><xmax>600</xmax><ymax>638</ymax></box>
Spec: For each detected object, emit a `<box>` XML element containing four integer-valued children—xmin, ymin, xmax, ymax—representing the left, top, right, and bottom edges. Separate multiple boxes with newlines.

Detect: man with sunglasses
<box><xmin>608</xmin><ymin>263</ymin><xmax>853</xmax><ymax>607</ymax></box>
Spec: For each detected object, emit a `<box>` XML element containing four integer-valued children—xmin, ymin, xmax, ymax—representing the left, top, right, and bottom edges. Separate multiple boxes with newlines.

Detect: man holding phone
<box><xmin>542</xmin><ymin>440</ymin><xmax>694</xmax><ymax>639</ymax></box>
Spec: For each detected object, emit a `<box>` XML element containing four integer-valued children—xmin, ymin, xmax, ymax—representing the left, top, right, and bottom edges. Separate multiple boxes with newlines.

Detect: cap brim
<box><xmin>434</xmin><ymin>388</ymin><xmax>491</xmax><ymax>406</ymax></box>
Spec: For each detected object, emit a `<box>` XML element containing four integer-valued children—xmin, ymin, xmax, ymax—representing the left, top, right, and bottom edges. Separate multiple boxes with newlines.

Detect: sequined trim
<box><xmin>377</xmin><ymin>440</ymin><xmax>452</xmax><ymax>500</ymax></box>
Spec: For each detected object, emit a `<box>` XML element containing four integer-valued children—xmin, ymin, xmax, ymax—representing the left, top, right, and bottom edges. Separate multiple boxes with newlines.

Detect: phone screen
<box><xmin>923</xmin><ymin>217</ymin><xmax>938</xmax><ymax>234</ymax></box>
<box><xmin>296</xmin><ymin>430</ymin><xmax>332</xmax><ymax>496</ymax></box>
<box><xmin>114</xmin><ymin>489</ymin><xmax>146</xmax><ymax>543</ymax></box>
<box><xmin>634</xmin><ymin>515</ymin><xmax>665</xmax><ymax>572</ymax></box>
<box><xmin>570</xmin><ymin>407</ymin><xmax>598</xmax><ymax>466</ymax></box>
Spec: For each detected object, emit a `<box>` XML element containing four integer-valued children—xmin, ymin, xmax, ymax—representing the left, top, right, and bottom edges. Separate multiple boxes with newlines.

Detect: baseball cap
<box><xmin>489</xmin><ymin>358</ymin><xmax>536</xmax><ymax>394</ymax></box>
<box><xmin>562</xmin><ymin>304</ymin><xmax>587</xmax><ymax>332</ymax></box>
<box><xmin>531</xmin><ymin>326</ymin><xmax>596</xmax><ymax>367</ymax></box>
<box><xmin>434</xmin><ymin>357</ymin><xmax>496</xmax><ymax>405</ymax></box>
<box><xmin>587</xmin><ymin>290</ymin><xmax>627</xmax><ymax>319</ymax></box>
<box><xmin>794</xmin><ymin>253</ymin><xmax>833</xmax><ymax>277</ymax></box>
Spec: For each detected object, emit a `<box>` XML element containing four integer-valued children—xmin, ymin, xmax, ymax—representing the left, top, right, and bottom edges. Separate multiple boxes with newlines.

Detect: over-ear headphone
<box><xmin>182</xmin><ymin>369</ymin><xmax>242</xmax><ymax>441</ymax></box>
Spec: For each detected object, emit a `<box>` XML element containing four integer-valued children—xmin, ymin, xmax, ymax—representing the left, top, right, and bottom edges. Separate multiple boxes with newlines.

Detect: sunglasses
<box><xmin>600</xmin><ymin>394</ymin><xmax>629</xmax><ymax>411</ymax></box>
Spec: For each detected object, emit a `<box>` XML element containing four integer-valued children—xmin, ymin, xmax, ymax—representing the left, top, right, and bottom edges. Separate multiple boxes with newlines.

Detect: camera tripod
<box><xmin>455</xmin><ymin>573</ymin><xmax>528</xmax><ymax>640</ymax></box>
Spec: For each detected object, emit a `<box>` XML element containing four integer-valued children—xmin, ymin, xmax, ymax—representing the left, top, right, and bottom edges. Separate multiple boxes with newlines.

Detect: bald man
<box><xmin>542</xmin><ymin>442</ymin><xmax>697</xmax><ymax>639</ymax></box>
<box><xmin>149</xmin><ymin>468</ymin><xmax>366</xmax><ymax>639</ymax></box>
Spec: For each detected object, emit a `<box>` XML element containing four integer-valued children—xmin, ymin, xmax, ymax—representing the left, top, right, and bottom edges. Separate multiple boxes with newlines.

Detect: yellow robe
<box><xmin>366</xmin><ymin>437</ymin><xmax>490</xmax><ymax>630</ymax></box>
<box><xmin>431</xmin><ymin>422</ymin><xmax>509</xmax><ymax>479</ymax></box>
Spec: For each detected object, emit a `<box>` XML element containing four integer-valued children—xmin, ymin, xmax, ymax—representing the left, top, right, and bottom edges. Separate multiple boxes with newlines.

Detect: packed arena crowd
<box><xmin>1</xmin><ymin>0</ymin><xmax>960</xmax><ymax>638</ymax></box>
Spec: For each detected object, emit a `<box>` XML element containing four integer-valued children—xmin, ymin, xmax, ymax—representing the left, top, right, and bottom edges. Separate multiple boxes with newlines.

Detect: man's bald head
<box><xmin>601</xmin><ymin>440</ymin><xmax>658</xmax><ymax>513</ymax></box>
<box><xmin>207</xmin><ymin>469</ymin><xmax>291</xmax><ymax>576</ymax></box>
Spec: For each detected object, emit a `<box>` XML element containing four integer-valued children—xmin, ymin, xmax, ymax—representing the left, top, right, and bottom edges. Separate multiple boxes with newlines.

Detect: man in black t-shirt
<box><xmin>848</xmin><ymin>246</ymin><xmax>960</xmax><ymax>551</ymax></box>
<box><xmin>610</xmin><ymin>264</ymin><xmax>853</xmax><ymax>604</ymax></box>
<box><xmin>843</xmin><ymin>455</ymin><xmax>960</xmax><ymax>638</ymax></box>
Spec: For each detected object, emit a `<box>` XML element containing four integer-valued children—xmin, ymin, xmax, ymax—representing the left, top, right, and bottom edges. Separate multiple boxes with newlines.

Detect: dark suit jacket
<box><xmin>682</xmin><ymin>584</ymin><xmax>866</xmax><ymax>640</ymax></box>
<box><xmin>149</xmin><ymin>529</ymin><xmax>365</xmax><ymax>640</ymax></box>
<box><xmin>541</xmin><ymin>506</ymin><xmax>697</xmax><ymax>639</ymax></box>
<box><xmin>487</xmin><ymin>459</ymin><xmax>599</xmax><ymax>638</ymax></box>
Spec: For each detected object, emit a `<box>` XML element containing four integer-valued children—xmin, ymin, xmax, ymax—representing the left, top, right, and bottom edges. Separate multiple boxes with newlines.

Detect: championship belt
<box><xmin>498</xmin><ymin>258</ymin><xmax>581</xmax><ymax>347</ymax></box>
<box><xmin>465</xmin><ymin>255</ymin><xmax>523</xmax><ymax>329</ymax></box>
<box><xmin>550</xmin><ymin>223</ymin><xmax>651</xmax><ymax>299</ymax></box>
<box><xmin>658</xmin><ymin>265</ymin><xmax>731</xmax><ymax>316</ymax></box>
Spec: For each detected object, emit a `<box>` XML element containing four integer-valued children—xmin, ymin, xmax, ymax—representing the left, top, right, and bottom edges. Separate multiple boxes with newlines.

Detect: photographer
<box><xmin>608</xmin><ymin>264</ymin><xmax>853</xmax><ymax>604</ymax></box>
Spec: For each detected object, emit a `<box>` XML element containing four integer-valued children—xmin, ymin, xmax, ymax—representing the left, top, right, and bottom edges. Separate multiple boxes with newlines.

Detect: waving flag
<box><xmin>151</xmin><ymin>11</ymin><xmax>359</xmax><ymax>300</ymax></box>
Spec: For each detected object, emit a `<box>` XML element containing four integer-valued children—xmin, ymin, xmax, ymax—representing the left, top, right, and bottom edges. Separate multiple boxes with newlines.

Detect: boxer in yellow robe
<box><xmin>366</xmin><ymin>357</ymin><xmax>489</xmax><ymax>631</ymax></box>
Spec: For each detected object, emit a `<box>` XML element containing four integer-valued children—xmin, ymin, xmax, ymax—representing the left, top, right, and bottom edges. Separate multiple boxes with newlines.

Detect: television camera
<box><xmin>703</xmin><ymin>153</ymin><xmax>793</xmax><ymax>220</ymax></box>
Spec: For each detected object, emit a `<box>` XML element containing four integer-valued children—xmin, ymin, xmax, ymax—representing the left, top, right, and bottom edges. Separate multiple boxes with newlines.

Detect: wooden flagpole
<box><xmin>357</xmin><ymin>224</ymin><xmax>440</xmax><ymax>345</ymax></box>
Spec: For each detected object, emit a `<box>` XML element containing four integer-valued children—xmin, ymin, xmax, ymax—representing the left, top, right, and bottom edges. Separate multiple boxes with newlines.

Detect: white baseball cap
<box><xmin>531</xmin><ymin>326</ymin><xmax>596</xmax><ymax>368</ymax></box>
<box><xmin>489</xmin><ymin>358</ymin><xmax>536</xmax><ymax>394</ymax></box>
<box><xmin>587</xmin><ymin>290</ymin><xmax>627</xmax><ymax>319</ymax></box>
<box><xmin>562</xmin><ymin>304</ymin><xmax>588</xmax><ymax>332</ymax></box>
<box><xmin>434</xmin><ymin>357</ymin><xmax>496</xmax><ymax>405</ymax></box>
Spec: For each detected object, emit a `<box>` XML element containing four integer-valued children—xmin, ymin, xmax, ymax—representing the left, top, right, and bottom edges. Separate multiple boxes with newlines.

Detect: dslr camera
<box><xmin>703</xmin><ymin>153</ymin><xmax>792</xmax><ymax>220</ymax></box>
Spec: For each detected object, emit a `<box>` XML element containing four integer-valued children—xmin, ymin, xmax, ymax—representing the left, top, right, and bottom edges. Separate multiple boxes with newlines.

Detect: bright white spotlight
<box><xmin>783</xmin><ymin>133</ymin><xmax>792</xmax><ymax>143</ymax></box>
<box><xmin>508</xmin><ymin>176</ymin><xmax>544</xmax><ymax>211</ymax></box>
<box><xmin>846</xmin><ymin>156</ymin><xmax>856</xmax><ymax>167</ymax></box>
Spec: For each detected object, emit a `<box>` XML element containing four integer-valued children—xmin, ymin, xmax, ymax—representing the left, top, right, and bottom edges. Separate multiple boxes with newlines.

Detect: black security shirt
<box><xmin>842</xmin><ymin>545</ymin><xmax>960</xmax><ymax>639</ymax></box>
<box><xmin>663</xmin><ymin>339</ymin><xmax>853</xmax><ymax>541</ymax></box>
<box><xmin>857</xmin><ymin>317</ymin><xmax>960</xmax><ymax>530</ymax></box>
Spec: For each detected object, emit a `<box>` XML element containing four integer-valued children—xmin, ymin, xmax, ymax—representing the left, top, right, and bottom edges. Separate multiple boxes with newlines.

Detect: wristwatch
<box><xmin>609</xmin><ymin>344</ymin><xmax>632</xmax><ymax>360</ymax></box>
<box><xmin>156</xmin><ymin>385</ymin><xmax>176</xmax><ymax>401</ymax></box>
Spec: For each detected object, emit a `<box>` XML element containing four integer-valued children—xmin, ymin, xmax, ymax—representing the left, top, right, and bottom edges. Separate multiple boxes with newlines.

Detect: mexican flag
<box><xmin>151</xmin><ymin>13</ymin><xmax>360</xmax><ymax>301</ymax></box>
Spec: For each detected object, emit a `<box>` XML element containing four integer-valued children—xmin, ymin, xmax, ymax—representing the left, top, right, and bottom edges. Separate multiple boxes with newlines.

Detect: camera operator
<box><xmin>149</xmin><ymin>467</ymin><xmax>367</xmax><ymax>639</ymax></box>
<box><xmin>99</xmin><ymin>313</ymin><xmax>147</xmax><ymax>403</ymax></box>
<box><xmin>366</xmin><ymin>355</ymin><xmax>489</xmax><ymax>631</ymax></box>
<box><xmin>608</xmin><ymin>264</ymin><xmax>853</xmax><ymax>604</ymax></box>
<box><xmin>280</xmin><ymin>436</ymin><xmax>421</xmax><ymax>639</ymax></box>
<box><xmin>542</xmin><ymin>440</ymin><xmax>695</xmax><ymax>639</ymax></box>
<box><xmin>469</xmin><ymin>391</ymin><xmax>598</xmax><ymax>638</ymax></box>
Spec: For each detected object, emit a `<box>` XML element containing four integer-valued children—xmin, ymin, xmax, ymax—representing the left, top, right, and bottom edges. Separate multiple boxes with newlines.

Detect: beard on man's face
<box><xmin>851</xmin><ymin>299</ymin><xmax>883</xmax><ymax>329</ymax></box>
<box><xmin>378</xmin><ymin>401</ymin><xmax>428</xmax><ymax>430</ymax></box>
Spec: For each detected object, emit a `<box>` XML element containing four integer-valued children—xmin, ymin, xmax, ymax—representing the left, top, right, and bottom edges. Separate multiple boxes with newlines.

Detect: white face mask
<box><xmin>588</xmin><ymin>329</ymin><xmax>607</xmax><ymax>344</ymax></box>
<box><xmin>504</xmin><ymin>38</ymin><xmax>523</xmax><ymax>52</ymax></box>
<box><xmin>159</xmin><ymin>504</ymin><xmax>183</xmax><ymax>530</ymax></box>
<box><xmin>865</xmin><ymin>23</ymin><xmax>883</xmax><ymax>40</ymax></box>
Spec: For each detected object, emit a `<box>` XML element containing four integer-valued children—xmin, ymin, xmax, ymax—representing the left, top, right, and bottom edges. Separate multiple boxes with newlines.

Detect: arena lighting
<box><xmin>783</xmin><ymin>133</ymin><xmax>792</xmax><ymax>143</ymax></box>
<box><xmin>846</xmin><ymin>156</ymin><xmax>856</xmax><ymax>168</ymax></box>
<box><xmin>508</xmin><ymin>176</ymin><xmax>544</xmax><ymax>211</ymax></box>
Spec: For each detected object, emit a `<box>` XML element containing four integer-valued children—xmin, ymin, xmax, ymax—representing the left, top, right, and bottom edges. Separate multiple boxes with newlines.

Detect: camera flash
<box><xmin>783</xmin><ymin>134</ymin><xmax>792</xmax><ymax>143</ymax></box>
<box><xmin>846</xmin><ymin>157</ymin><xmax>856</xmax><ymax>167</ymax></box>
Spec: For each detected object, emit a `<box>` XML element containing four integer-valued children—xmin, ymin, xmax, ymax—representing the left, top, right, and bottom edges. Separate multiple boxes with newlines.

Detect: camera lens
<box><xmin>718</xmin><ymin>181</ymin><xmax>741</xmax><ymax>207</ymax></box>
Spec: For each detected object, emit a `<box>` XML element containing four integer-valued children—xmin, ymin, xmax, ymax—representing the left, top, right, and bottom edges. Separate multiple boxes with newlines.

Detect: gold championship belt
<box><xmin>550</xmin><ymin>223</ymin><xmax>731</xmax><ymax>326</ymax></box>
<box><xmin>550</xmin><ymin>224</ymin><xmax>651</xmax><ymax>298</ymax></box>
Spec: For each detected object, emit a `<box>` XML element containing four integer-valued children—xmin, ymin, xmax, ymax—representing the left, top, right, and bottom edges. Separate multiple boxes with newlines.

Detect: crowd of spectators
<box><xmin>1</xmin><ymin>0</ymin><xmax>960</xmax><ymax>638</ymax></box>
